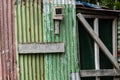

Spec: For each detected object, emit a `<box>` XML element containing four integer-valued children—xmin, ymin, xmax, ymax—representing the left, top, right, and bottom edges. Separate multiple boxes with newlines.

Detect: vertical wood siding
<box><xmin>15</xmin><ymin>0</ymin><xmax>44</xmax><ymax>80</ymax></box>
<box><xmin>0</xmin><ymin>0</ymin><xmax>17</xmax><ymax>80</ymax></box>
<box><xmin>43</xmin><ymin>0</ymin><xmax>80</xmax><ymax>80</ymax></box>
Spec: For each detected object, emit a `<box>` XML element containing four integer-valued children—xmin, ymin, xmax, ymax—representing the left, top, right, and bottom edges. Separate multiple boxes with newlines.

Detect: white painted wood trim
<box><xmin>112</xmin><ymin>18</ymin><xmax>119</xmax><ymax>80</ymax></box>
<box><xmin>94</xmin><ymin>18</ymin><xmax>100</xmax><ymax>70</ymax></box>
<box><xmin>94</xmin><ymin>18</ymin><xmax>100</xmax><ymax>80</ymax></box>
<box><xmin>113</xmin><ymin>18</ymin><xmax>118</xmax><ymax>59</ymax></box>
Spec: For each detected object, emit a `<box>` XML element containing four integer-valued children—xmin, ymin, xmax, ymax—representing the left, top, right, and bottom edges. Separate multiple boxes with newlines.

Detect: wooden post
<box><xmin>113</xmin><ymin>18</ymin><xmax>117</xmax><ymax>59</ymax></box>
<box><xmin>94</xmin><ymin>18</ymin><xmax>100</xmax><ymax>80</ymax></box>
<box><xmin>112</xmin><ymin>18</ymin><xmax>119</xmax><ymax>80</ymax></box>
<box><xmin>55</xmin><ymin>20</ymin><xmax>60</xmax><ymax>35</ymax></box>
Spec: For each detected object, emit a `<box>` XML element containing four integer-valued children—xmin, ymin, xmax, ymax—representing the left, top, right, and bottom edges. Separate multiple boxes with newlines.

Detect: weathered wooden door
<box><xmin>15</xmin><ymin>0</ymin><xmax>44</xmax><ymax>80</ymax></box>
<box><xmin>77</xmin><ymin>13</ymin><xmax>119</xmax><ymax>80</ymax></box>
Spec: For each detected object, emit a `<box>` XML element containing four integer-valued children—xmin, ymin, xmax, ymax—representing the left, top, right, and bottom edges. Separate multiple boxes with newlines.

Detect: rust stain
<box><xmin>14</xmin><ymin>1</ymin><xmax>17</xmax><ymax>5</ymax></box>
<box><xmin>29</xmin><ymin>27</ymin><xmax>31</xmax><ymax>32</ymax></box>
<box><xmin>41</xmin><ymin>1</ymin><xmax>43</xmax><ymax>13</ymax></box>
<box><xmin>37</xmin><ymin>0</ymin><xmax>41</xmax><ymax>5</ymax></box>
<box><xmin>22</xmin><ymin>0</ymin><xmax>26</xmax><ymax>5</ymax></box>
<box><xmin>0</xmin><ymin>0</ymin><xmax>17</xmax><ymax>80</ymax></box>
<box><xmin>32</xmin><ymin>0</ymin><xmax>35</xmax><ymax>3</ymax></box>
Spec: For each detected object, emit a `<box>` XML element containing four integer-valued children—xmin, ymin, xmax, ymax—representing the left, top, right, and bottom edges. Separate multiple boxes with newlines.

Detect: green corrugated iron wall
<box><xmin>15</xmin><ymin>0</ymin><xmax>80</xmax><ymax>80</ymax></box>
<box><xmin>118</xmin><ymin>18</ymin><xmax>120</xmax><ymax>49</ymax></box>
<box><xmin>43</xmin><ymin>0</ymin><xmax>79</xmax><ymax>80</ymax></box>
<box><xmin>15</xmin><ymin>0</ymin><xmax>44</xmax><ymax>80</ymax></box>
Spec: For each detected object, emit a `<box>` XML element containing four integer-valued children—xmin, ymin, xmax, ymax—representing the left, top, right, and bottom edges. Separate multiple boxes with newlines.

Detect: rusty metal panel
<box><xmin>43</xmin><ymin>0</ymin><xmax>80</xmax><ymax>80</ymax></box>
<box><xmin>0</xmin><ymin>0</ymin><xmax>17</xmax><ymax>80</ymax></box>
<box><xmin>15</xmin><ymin>0</ymin><xmax>44</xmax><ymax>80</ymax></box>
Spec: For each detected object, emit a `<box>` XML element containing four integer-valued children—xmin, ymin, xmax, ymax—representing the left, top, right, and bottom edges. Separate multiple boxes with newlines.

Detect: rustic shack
<box><xmin>76</xmin><ymin>4</ymin><xmax>120</xmax><ymax>80</ymax></box>
<box><xmin>0</xmin><ymin>0</ymin><xmax>120</xmax><ymax>80</ymax></box>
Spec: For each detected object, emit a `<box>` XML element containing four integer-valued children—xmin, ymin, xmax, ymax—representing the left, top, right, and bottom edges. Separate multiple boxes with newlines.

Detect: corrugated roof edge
<box><xmin>76</xmin><ymin>4</ymin><xmax>120</xmax><ymax>16</ymax></box>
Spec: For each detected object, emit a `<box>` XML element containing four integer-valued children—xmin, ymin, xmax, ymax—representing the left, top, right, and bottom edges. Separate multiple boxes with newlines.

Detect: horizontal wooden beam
<box><xmin>83</xmin><ymin>14</ymin><xmax>116</xmax><ymax>19</ymax></box>
<box><xmin>80</xmin><ymin>69</ymin><xmax>120</xmax><ymax>77</ymax></box>
<box><xmin>77</xmin><ymin>13</ymin><xmax>119</xmax><ymax>69</ymax></box>
<box><xmin>19</xmin><ymin>43</ymin><xmax>64</xmax><ymax>54</ymax></box>
<box><xmin>71</xmin><ymin>73</ymin><xmax>80</xmax><ymax>80</ymax></box>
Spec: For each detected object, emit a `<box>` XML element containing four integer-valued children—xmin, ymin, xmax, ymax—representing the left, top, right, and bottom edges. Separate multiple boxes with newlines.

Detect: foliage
<box><xmin>80</xmin><ymin>0</ymin><xmax>120</xmax><ymax>10</ymax></box>
<box><xmin>113</xmin><ymin>1</ymin><xmax>120</xmax><ymax>10</ymax></box>
<box><xmin>99</xmin><ymin>0</ymin><xmax>120</xmax><ymax>10</ymax></box>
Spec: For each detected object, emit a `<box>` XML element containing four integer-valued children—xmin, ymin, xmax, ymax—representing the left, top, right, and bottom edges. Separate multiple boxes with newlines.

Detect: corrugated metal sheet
<box><xmin>15</xmin><ymin>0</ymin><xmax>44</xmax><ymax>80</ymax></box>
<box><xmin>118</xmin><ymin>18</ymin><xmax>120</xmax><ymax>49</ymax></box>
<box><xmin>0</xmin><ymin>0</ymin><xmax>17</xmax><ymax>80</ymax></box>
<box><xmin>43</xmin><ymin>0</ymin><xmax>80</xmax><ymax>80</ymax></box>
<box><xmin>15</xmin><ymin>0</ymin><xmax>80</xmax><ymax>80</ymax></box>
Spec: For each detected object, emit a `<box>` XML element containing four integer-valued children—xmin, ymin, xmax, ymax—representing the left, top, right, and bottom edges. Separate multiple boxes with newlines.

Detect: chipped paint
<box><xmin>15</xmin><ymin>0</ymin><xmax>44</xmax><ymax>80</ymax></box>
<box><xmin>15</xmin><ymin>0</ymin><xmax>80</xmax><ymax>80</ymax></box>
<box><xmin>43</xmin><ymin>0</ymin><xmax>80</xmax><ymax>80</ymax></box>
<box><xmin>0</xmin><ymin>0</ymin><xmax>17</xmax><ymax>80</ymax></box>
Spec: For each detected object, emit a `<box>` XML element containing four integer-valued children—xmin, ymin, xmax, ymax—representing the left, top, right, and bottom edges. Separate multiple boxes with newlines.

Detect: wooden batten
<box><xmin>80</xmin><ymin>69</ymin><xmax>120</xmax><ymax>77</ymax></box>
<box><xmin>18</xmin><ymin>43</ymin><xmax>65</xmax><ymax>54</ymax></box>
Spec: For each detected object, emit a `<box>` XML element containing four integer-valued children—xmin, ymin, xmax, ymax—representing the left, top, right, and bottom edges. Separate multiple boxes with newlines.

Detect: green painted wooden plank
<box><xmin>24</xmin><ymin>55</ymin><xmax>29</xmax><ymax>80</ymax></box>
<box><xmin>73</xmin><ymin>5</ymin><xmax>80</xmax><ymax>72</ymax></box>
<box><xmin>59</xmin><ymin>4</ymin><xmax>65</xmax><ymax>80</ymax></box>
<box><xmin>19</xmin><ymin>57</ymin><xmax>21</xmax><ymax>80</ymax></box>
<box><xmin>32</xmin><ymin>55</ymin><xmax>36</xmax><ymax>80</ymax></box>
<box><xmin>15</xmin><ymin>1</ymin><xmax>20</xmax><ymax>79</ymax></box>
<box><xmin>26</xmin><ymin>0</ymin><xmax>30</xmax><ymax>42</ymax></box>
<box><xmin>118</xmin><ymin>18</ymin><xmax>120</xmax><ymax>48</ymax></box>
<box><xmin>49</xmin><ymin>4</ymin><xmax>54</xmax><ymax>80</ymax></box>
<box><xmin>36</xmin><ymin>54</ymin><xmax>40</xmax><ymax>80</ymax></box>
<box><xmin>66</xmin><ymin>5</ymin><xmax>71</xmax><ymax>79</ymax></box>
<box><xmin>35</xmin><ymin>3</ymin><xmax>42</xmax><ymax>80</ymax></box>
<box><xmin>19</xmin><ymin>55</ymin><xmax>25</xmax><ymax>80</ymax></box>
<box><xmin>37</xmin><ymin>1</ymin><xmax>44</xmax><ymax>80</ymax></box>
<box><xmin>17</xmin><ymin>0</ymin><xmax>22</xmax><ymax>43</ymax></box>
<box><xmin>64</xmin><ymin>5</ymin><xmax>69</xmax><ymax>80</ymax></box>
<box><xmin>69</xmin><ymin>5</ymin><xmax>73</xmax><ymax>73</ymax></box>
<box><xmin>28</xmin><ymin>55</ymin><xmax>32</xmax><ymax>80</ymax></box>
<box><xmin>17</xmin><ymin>1</ymin><xmax>24</xmax><ymax>80</ymax></box>
<box><xmin>40</xmin><ymin>55</ymin><xmax>44</xmax><ymax>80</ymax></box>
<box><xmin>30</xmin><ymin>0</ymin><xmax>35</xmax><ymax>42</ymax></box>
<box><xmin>43</xmin><ymin>0</ymin><xmax>50</xmax><ymax>80</ymax></box>
<box><xmin>34</xmin><ymin>0</ymin><xmax>39</xmax><ymax>42</ymax></box>
<box><xmin>38</xmin><ymin>3</ymin><xmax>43</xmax><ymax>42</ymax></box>
<box><xmin>22</xmin><ymin>2</ymin><xmax>29</xmax><ymax>80</ymax></box>
<box><xmin>50</xmin><ymin>4</ymin><xmax>55</xmax><ymax>80</ymax></box>
<box><xmin>22</xmin><ymin>2</ymin><xmax>27</xmax><ymax>43</ymax></box>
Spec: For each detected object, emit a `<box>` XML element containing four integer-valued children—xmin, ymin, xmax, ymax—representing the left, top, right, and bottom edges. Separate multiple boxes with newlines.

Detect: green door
<box><xmin>78</xmin><ymin>18</ymin><xmax>113</xmax><ymax>80</ymax></box>
<box><xmin>15</xmin><ymin>0</ymin><xmax>44</xmax><ymax>80</ymax></box>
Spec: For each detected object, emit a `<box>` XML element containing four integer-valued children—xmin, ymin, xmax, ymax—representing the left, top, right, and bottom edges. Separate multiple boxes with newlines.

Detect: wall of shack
<box><xmin>0</xmin><ymin>0</ymin><xmax>17</xmax><ymax>80</ymax></box>
<box><xmin>15</xmin><ymin>0</ymin><xmax>80</xmax><ymax>80</ymax></box>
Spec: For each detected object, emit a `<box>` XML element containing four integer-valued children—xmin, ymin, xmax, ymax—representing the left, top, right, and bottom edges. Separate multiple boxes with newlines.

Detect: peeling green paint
<box><xmin>15</xmin><ymin>0</ymin><xmax>80</xmax><ymax>80</ymax></box>
<box><xmin>43</xmin><ymin>0</ymin><xmax>80</xmax><ymax>80</ymax></box>
<box><xmin>15</xmin><ymin>0</ymin><xmax>44</xmax><ymax>80</ymax></box>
